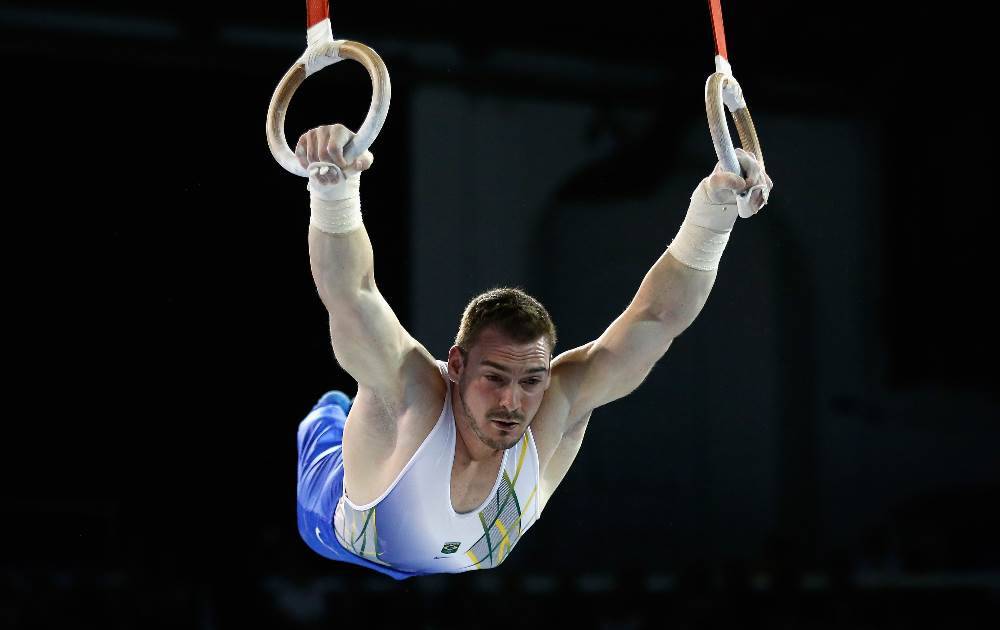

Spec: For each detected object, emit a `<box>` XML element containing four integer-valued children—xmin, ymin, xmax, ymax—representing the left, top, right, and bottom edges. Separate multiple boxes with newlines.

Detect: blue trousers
<box><xmin>296</xmin><ymin>391</ymin><xmax>416</xmax><ymax>580</ymax></box>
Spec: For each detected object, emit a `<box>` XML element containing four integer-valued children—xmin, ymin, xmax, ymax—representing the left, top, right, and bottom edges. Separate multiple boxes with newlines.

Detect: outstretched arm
<box><xmin>555</xmin><ymin>149</ymin><xmax>773</xmax><ymax>414</ymax></box>
<box><xmin>301</xmin><ymin>124</ymin><xmax>432</xmax><ymax>400</ymax></box>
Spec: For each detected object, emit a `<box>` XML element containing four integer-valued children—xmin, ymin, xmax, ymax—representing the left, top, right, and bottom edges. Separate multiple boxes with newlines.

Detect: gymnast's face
<box><xmin>449</xmin><ymin>326</ymin><xmax>552</xmax><ymax>452</ymax></box>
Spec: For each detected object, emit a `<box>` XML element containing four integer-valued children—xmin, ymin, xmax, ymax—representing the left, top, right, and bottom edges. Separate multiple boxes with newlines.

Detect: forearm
<box><xmin>630</xmin><ymin>247</ymin><xmax>718</xmax><ymax>339</ymax></box>
<box><xmin>308</xmin><ymin>224</ymin><xmax>375</xmax><ymax>309</ymax></box>
<box><xmin>571</xmin><ymin>247</ymin><xmax>718</xmax><ymax>410</ymax></box>
<box><xmin>633</xmin><ymin>167</ymin><xmax>752</xmax><ymax>336</ymax></box>
<box><xmin>568</xmin><ymin>155</ymin><xmax>770</xmax><ymax>410</ymax></box>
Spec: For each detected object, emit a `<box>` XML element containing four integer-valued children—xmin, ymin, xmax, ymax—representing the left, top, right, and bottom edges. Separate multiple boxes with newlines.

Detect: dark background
<box><xmin>3</xmin><ymin>1</ymin><xmax>998</xmax><ymax>628</ymax></box>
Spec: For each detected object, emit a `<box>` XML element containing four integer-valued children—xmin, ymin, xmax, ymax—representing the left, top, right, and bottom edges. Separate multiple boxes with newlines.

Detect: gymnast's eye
<box><xmin>522</xmin><ymin>379</ymin><xmax>541</xmax><ymax>386</ymax></box>
<box><xmin>485</xmin><ymin>374</ymin><xmax>503</xmax><ymax>382</ymax></box>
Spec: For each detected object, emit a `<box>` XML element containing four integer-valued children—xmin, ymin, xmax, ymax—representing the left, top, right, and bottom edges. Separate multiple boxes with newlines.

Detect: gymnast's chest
<box><xmin>450</xmin><ymin>453</ymin><xmax>505</xmax><ymax>514</ymax></box>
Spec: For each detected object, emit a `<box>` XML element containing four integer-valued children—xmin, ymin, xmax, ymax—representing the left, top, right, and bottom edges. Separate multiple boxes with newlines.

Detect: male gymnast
<box><xmin>295</xmin><ymin>123</ymin><xmax>772</xmax><ymax>579</ymax></box>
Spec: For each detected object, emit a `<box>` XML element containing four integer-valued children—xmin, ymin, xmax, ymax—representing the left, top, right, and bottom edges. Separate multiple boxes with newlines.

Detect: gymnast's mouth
<box><xmin>491</xmin><ymin>419</ymin><xmax>518</xmax><ymax>429</ymax></box>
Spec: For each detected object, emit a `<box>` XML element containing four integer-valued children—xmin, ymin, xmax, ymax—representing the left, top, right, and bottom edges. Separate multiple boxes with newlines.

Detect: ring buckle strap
<box><xmin>299</xmin><ymin>19</ymin><xmax>345</xmax><ymax>77</ymax></box>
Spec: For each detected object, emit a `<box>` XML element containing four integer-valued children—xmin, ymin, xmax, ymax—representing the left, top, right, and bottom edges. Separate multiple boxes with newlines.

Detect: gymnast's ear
<box><xmin>446</xmin><ymin>345</ymin><xmax>467</xmax><ymax>382</ymax></box>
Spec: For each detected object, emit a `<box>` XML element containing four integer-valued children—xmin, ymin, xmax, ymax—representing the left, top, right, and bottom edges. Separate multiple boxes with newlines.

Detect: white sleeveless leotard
<box><xmin>333</xmin><ymin>360</ymin><xmax>543</xmax><ymax>573</ymax></box>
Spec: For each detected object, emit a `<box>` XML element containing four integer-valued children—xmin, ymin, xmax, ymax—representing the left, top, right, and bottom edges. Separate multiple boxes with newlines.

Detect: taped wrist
<box><xmin>667</xmin><ymin>179</ymin><xmax>734</xmax><ymax>271</ymax></box>
<box><xmin>667</xmin><ymin>220</ymin><xmax>731</xmax><ymax>271</ymax></box>
<box><xmin>308</xmin><ymin>167</ymin><xmax>362</xmax><ymax>234</ymax></box>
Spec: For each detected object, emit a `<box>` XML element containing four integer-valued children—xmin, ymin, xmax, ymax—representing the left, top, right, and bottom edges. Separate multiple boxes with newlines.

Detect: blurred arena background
<box><xmin>2</xmin><ymin>1</ymin><xmax>997</xmax><ymax>628</ymax></box>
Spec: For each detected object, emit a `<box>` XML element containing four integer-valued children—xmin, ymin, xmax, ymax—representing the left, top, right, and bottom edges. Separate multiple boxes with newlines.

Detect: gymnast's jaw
<box><xmin>457</xmin><ymin>379</ymin><xmax>524</xmax><ymax>452</ymax></box>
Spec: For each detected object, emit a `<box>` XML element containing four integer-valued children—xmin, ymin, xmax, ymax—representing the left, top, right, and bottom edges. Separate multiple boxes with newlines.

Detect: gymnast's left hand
<box><xmin>702</xmin><ymin>148</ymin><xmax>773</xmax><ymax>221</ymax></box>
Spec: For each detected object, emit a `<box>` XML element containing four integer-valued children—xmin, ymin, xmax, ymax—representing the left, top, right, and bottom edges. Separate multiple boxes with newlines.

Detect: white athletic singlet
<box><xmin>333</xmin><ymin>360</ymin><xmax>543</xmax><ymax>573</ymax></box>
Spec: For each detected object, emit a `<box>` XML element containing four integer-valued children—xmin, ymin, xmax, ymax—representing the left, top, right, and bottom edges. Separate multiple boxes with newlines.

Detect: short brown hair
<box><xmin>454</xmin><ymin>287</ymin><xmax>557</xmax><ymax>358</ymax></box>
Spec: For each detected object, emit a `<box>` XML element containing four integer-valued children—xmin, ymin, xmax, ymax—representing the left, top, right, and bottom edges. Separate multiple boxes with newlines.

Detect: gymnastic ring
<box><xmin>705</xmin><ymin>70</ymin><xmax>763</xmax><ymax>176</ymax></box>
<box><xmin>266</xmin><ymin>37</ymin><xmax>391</xmax><ymax>177</ymax></box>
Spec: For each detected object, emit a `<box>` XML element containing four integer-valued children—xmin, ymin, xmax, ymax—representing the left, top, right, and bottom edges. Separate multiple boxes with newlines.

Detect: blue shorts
<box><xmin>296</xmin><ymin>391</ymin><xmax>416</xmax><ymax>580</ymax></box>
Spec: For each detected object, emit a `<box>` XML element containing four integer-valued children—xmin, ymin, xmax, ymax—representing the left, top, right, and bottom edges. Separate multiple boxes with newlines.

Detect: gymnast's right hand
<box><xmin>295</xmin><ymin>124</ymin><xmax>375</xmax><ymax>200</ymax></box>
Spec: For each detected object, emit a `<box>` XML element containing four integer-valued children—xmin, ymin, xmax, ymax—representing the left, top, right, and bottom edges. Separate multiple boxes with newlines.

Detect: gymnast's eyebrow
<box><xmin>481</xmin><ymin>360</ymin><xmax>548</xmax><ymax>374</ymax></box>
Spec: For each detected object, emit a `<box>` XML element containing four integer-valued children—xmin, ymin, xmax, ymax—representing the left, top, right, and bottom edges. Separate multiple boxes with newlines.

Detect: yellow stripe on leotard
<box><xmin>494</xmin><ymin>518</ymin><xmax>510</xmax><ymax>563</ymax></box>
<box><xmin>512</xmin><ymin>437</ymin><xmax>529</xmax><ymax>485</ymax></box>
<box><xmin>466</xmin><ymin>548</ymin><xmax>480</xmax><ymax>566</ymax></box>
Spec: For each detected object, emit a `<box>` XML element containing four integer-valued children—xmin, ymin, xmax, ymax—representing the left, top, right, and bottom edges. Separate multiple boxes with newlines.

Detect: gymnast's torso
<box><xmin>334</xmin><ymin>360</ymin><xmax>543</xmax><ymax>572</ymax></box>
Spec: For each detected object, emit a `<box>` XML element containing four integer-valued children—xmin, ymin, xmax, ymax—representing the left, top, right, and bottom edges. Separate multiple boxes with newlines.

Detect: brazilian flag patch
<box><xmin>440</xmin><ymin>542</ymin><xmax>461</xmax><ymax>554</ymax></box>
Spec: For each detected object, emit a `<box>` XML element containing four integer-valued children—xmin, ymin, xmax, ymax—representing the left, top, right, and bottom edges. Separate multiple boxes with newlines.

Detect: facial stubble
<box><xmin>457</xmin><ymin>372</ymin><xmax>521</xmax><ymax>451</ymax></box>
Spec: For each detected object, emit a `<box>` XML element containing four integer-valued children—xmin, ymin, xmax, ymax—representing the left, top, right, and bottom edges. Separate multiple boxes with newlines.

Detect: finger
<box><xmin>328</xmin><ymin>137</ymin><xmax>346</xmax><ymax>168</ymax></box>
<box><xmin>310</xmin><ymin>164</ymin><xmax>340</xmax><ymax>187</ymax></box>
<box><xmin>315</xmin><ymin>126</ymin><xmax>334</xmax><ymax>164</ymax></box>
<box><xmin>735</xmin><ymin>149</ymin><xmax>762</xmax><ymax>185</ymax></box>
<box><xmin>735</xmin><ymin>150</ymin><xmax>771</xmax><ymax>194</ymax></box>
<box><xmin>709</xmin><ymin>170</ymin><xmax>746</xmax><ymax>193</ymax></box>
<box><xmin>734</xmin><ymin>147</ymin><xmax>759</xmax><ymax>162</ymax></box>
<box><xmin>308</xmin><ymin>129</ymin><xmax>325</xmax><ymax>165</ymax></box>
<box><xmin>303</xmin><ymin>129</ymin><xmax>314</xmax><ymax>164</ymax></box>
<box><xmin>301</xmin><ymin>132</ymin><xmax>313</xmax><ymax>167</ymax></box>
<box><xmin>319</xmin><ymin>167</ymin><xmax>341</xmax><ymax>186</ymax></box>
<box><xmin>734</xmin><ymin>148</ymin><xmax>759</xmax><ymax>172</ymax></box>
<box><xmin>329</xmin><ymin>124</ymin><xmax>354</xmax><ymax>168</ymax></box>
<box><xmin>295</xmin><ymin>134</ymin><xmax>310</xmax><ymax>169</ymax></box>
<box><xmin>347</xmin><ymin>149</ymin><xmax>375</xmax><ymax>173</ymax></box>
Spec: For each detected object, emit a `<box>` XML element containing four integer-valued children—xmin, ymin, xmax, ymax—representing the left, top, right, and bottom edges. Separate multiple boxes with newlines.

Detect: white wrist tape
<box><xmin>308</xmin><ymin>165</ymin><xmax>363</xmax><ymax>234</ymax></box>
<box><xmin>685</xmin><ymin>178</ymin><xmax>739</xmax><ymax>232</ymax></box>
<box><xmin>668</xmin><ymin>220</ymin><xmax>731</xmax><ymax>271</ymax></box>
<box><xmin>667</xmin><ymin>179</ymin><xmax>735</xmax><ymax>271</ymax></box>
